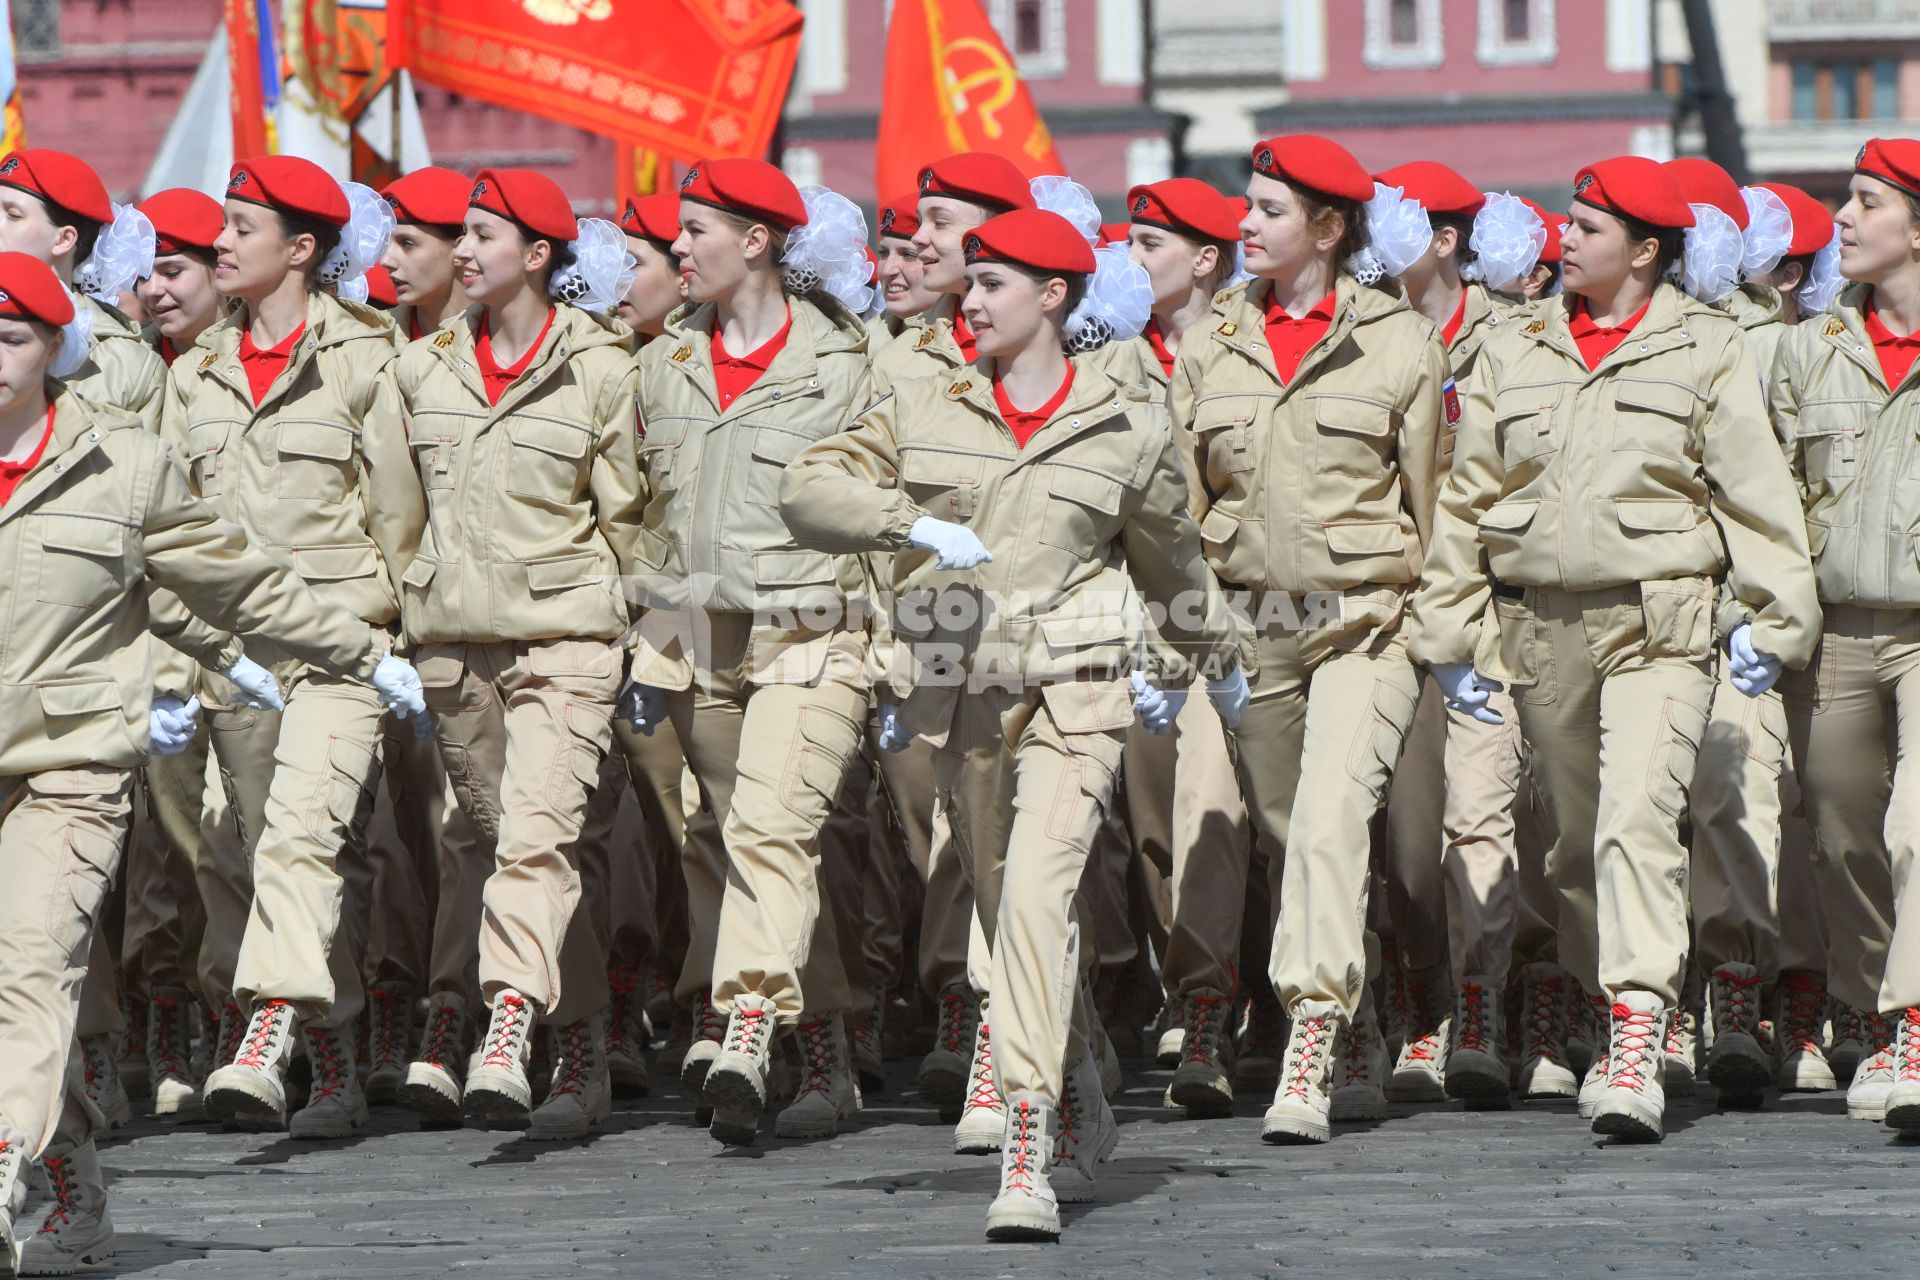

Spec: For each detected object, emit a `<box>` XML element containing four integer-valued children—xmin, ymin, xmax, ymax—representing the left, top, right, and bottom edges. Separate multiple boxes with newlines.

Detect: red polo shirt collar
<box><xmin>1865</xmin><ymin>302</ymin><xmax>1920</xmax><ymax>392</ymax></box>
<box><xmin>1568</xmin><ymin>297</ymin><xmax>1651</xmax><ymax>370</ymax></box>
<box><xmin>711</xmin><ymin>306</ymin><xmax>792</xmax><ymax>409</ymax></box>
<box><xmin>0</xmin><ymin>406</ymin><xmax>56</xmax><ymax>508</ymax></box>
<box><xmin>238</xmin><ymin>322</ymin><xmax>306</xmax><ymax>407</ymax></box>
<box><xmin>1143</xmin><ymin>317</ymin><xmax>1176</xmax><ymax>377</ymax></box>
<box><xmin>994</xmin><ymin>365</ymin><xmax>1075</xmax><ymax>450</ymax></box>
<box><xmin>476</xmin><ymin>308</ymin><xmax>556</xmax><ymax>407</ymax></box>
<box><xmin>1263</xmin><ymin>289</ymin><xmax>1337</xmax><ymax>384</ymax></box>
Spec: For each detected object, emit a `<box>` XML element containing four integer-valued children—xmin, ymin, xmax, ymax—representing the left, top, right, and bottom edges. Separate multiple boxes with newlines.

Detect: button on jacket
<box><xmin>1411</xmin><ymin>282</ymin><xmax>1821</xmax><ymax>672</ymax></box>
<box><xmin>395</xmin><ymin>303</ymin><xmax>645</xmax><ymax>645</ymax></box>
<box><xmin>162</xmin><ymin>292</ymin><xmax>423</xmax><ymax>661</ymax></box>
<box><xmin>0</xmin><ymin>390</ymin><xmax>380</xmax><ymax>775</ymax></box>
<box><xmin>1772</xmin><ymin>282</ymin><xmax>1920</xmax><ymax>610</ymax></box>
<box><xmin>1172</xmin><ymin>273</ymin><xmax>1450</xmax><ymax>599</ymax></box>
<box><xmin>780</xmin><ymin>357</ymin><xmax>1240</xmax><ymax>740</ymax></box>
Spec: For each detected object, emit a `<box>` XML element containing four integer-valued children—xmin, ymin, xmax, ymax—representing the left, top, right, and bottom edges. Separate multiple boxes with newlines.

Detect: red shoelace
<box><xmin>36</xmin><ymin>1155</ymin><xmax>73</xmax><ymax>1233</ymax></box>
<box><xmin>418</xmin><ymin>1005</ymin><xmax>460</xmax><ymax>1069</ymax></box>
<box><xmin>1284</xmin><ymin>1016</ymin><xmax>1334</xmax><ymax>1101</ymax></box>
<box><xmin>236</xmin><ymin>1001</ymin><xmax>292</xmax><ymax>1070</ymax></box>
<box><xmin>1608</xmin><ymin>1003</ymin><xmax>1660</xmax><ymax>1091</ymax></box>
<box><xmin>1183</xmin><ymin>993</ymin><xmax>1230</xmax><ymax>1066</ymax></box>
<box><xmin>481</xmin><ymin>994</ymin><xmax>529</xmax><ymax>1070</ymax></box>
<box><xmin>1005</xmin><ymin>1100</ymin><xmax>1040</xmax><ymax>1193</ymax></box>
<box><xmin>151</xmin><ymin>994</ymin><xmax>188</xmax><ymax>1076</ymax></box>
<box><xmin>1713</xmin><ymin>967</ymin><xmax>1764</xmax><ymax>1036</ymax></box>
<box><xmin>964</xmin><ymin>1023</ymin><xmax>1000</xmax><ymax>1113</ymax></box>
<box><xmin>304</xmin><ymin>1027</ymin><xmax>349</xmax><ymax>1101</ymax></box>
<box><xmin>935</xmin><ymin>992</ymin><xmax>972</xmax><ymax>1056</ymax></box>
<box><xmin>793</xmin><ymin>1019</ymin><xmax>835</xmax><ymax>1099</ymax></box>
<box><xmin>548</xmin><ymin>1021</ymin><xmax>593</xmax><ymax>1097</ymax></box>
<box><xmin>1526</xmin><ymin>974</ymin><xmax>1565</xmax><ymax>1063</ymax></box>
<box><xmin>1456</xmin><ymin>982</ymin><xmax>1491</xmax><ymax>1054</ymax></box>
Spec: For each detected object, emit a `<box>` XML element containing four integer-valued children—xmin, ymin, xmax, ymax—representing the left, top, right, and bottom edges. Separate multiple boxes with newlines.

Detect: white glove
<box><xmin>147</xmin><ymin>695</ymin><xmax>201</xmax><ymax>755</ymax></box>
<box><xmin>1130</xmin><ymin>671</ymin><xmax>1186</xmax><ymax>735</ymax></box>
<box><xmin>1726</xmin><ymin>623</ymin><xmax>1783</xmax><ymax>698</ymax></box>
<box><xmin>874</xmin><ymin>701</ymin><xmax>914</xmax><ymax>753</ymax></box>
<box><xmin>1432</xmin><ymin>661</ymin><xmax>1505</xmax><ymax>725</ymax></box>
<box><xmin>220</xmin><ymin>656</ymin><xmax>285</xmax><ymax>711</ymax></box>
<box><xmin>620</xmin><ymin>677</ymin><xmax>669</xmax><ymax>736</ymax></box>
<box><xmin>371</xmin><ymin>654</ymin><xmax>434</xmax><ymax>740</ymax></box>
<box><xmin>1206</xmin><ymin>668</ymin><xmax>1250</xmax><ymax>729</ymax></box>
<box><xmin>908</xmin><ymin>515</ymin><xmax>993</xmax><ymax>570</ymax></box>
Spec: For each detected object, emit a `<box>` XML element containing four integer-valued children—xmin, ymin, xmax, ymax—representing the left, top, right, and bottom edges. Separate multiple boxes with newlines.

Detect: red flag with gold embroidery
<box><xmin>875</xmin><ymin>0</ymin><xmax>1063</xmax><ymax>201</ymax></box>
<box><xmin>388</xmin><ymin>0</ymin><xmax>802</xmax><ymax>162</ymax></box>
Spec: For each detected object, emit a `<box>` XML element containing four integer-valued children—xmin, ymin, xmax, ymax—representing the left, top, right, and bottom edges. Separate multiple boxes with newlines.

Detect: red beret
<box><xmin>382</xmin><ymin>166</ymin><xmax>471</xmax><ymax>228</ymax></box>
<box><xmin>1374</xmin><ymin>162</ymin><xmax>1485</xmax><ymax>218</ymax></box>
<box><xmin>1250</xmin><ymin>135</ymin><xmax>1373</xmax><ymax>204</ymax></box>
<box><xmin>619</xmin><ymin>192</ymin><xmax>681</xmax><ymax>247</ymax></box>
<box><xmin>877</xmin><ymin>193</ymin><xmax>921</xmax><ymax>240</ymax></box>
<box><xmin>1517</xmin><ymin>197</ymin><xmax>1563</xmax><ymax>264</ymax></box>
<box><xmin>1854</xmin><ymin>137</ymin><xmax>1920</xmax><ymax>201</ymax></box>
<box><xmin>363</xmin><ymin>264</ymin><xmax>398</xmax><ymax>308</ymax></box>
<box><xmin>1664</xmin><ymin>158</ymin><xmax>1747</xmax><ymax>229</ymax></box>
<box><xmin>0</xmin><ymin>251</ymin><xmax>76</xmax><ymax>327</ymax></box>
<box><xmin>0</xmin><ymin>149</ymin><xmax>112</xmax><ymax>227</ymax></box>
<box><xmin>469</xmin><ymin>168</ymin><xmax>578</xmax><ymax>243</ymax></box>
<box><xmin>1572</xmin><ymin>157</ymin><xmax>1694</xmax><ymax>231</ymax></box>
<box><xmin>139</xmin><ymin>188</ymin><xmax>224</xmax><ymax>255</ymax></box>
<box><xmin>227</xmin><ymin>157</ymin><xmax>348</xmax><ymax>228</ymax></box>
<box><xmin>679</xmin><ymin>157</ymin><xmax>806</xmax><ymax>232</ymax></box>
<box><xmin>1756</xmin><ymin>183</ymin><xmax>1837</xmax><ymax>259</ymax></box>
<box><xmin>963</xmin><ymin>209</ymin><xmax>1096</xmax><ymax>276</ymax></box>
<box><xmin>1097</xmin><ymin>222</ymin><xmax>1129</xmax><ymax>247</ymax></box>
<box><xmin>1128</xmin><ymin>178</ymin><xmax>1243</xmax><ymax>244</ymax></box>
<box><xmin>864</xmin><ymin>244</ymin><xmax>878</xmax><ymax>284</ymax></box>
<box><xmin>917</xmin><ymin>153</ymin><xmax>1035</xmax><ymax>214</ymax></box>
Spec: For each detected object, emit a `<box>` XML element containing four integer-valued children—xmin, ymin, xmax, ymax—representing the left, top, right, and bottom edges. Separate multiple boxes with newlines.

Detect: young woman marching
<box><xmin>380</xmin><ymin>166</ymin><xmax>473</xmax><ymax>341</ymax></box>
<box><xmin>1170</xmin><ymin>135</ymin><xmax>1447</xmax><ymax>1148</ymax></box>
<box><xmin>782</xmin><ymin>207</ymin><xmax>1243</xmax><ymax>1240</ymax></box>
<box><xmin>1770</xmin><ymin>138</ymin><xmax>1920</xmax><ymax>1135</ymax></box>
<box><xmin>390</xmin><ymin>169</ymin><xmax>643</xmax><ymax>1137</ymax></box>
<box><xmin>619</xmin><ymin>159</ymin><xmax>878</xmax><ymax>1146</ymax></box>
<box><xmin>1411</xmin><ymin>156</ymin><xmax>1820</xmax><ymax>1143</ymax></box>
<box><xmin>872</xmin><ymin>194</ymin><xmax>941</xmax><ymax>348</ymax></box>
<box><xmin>184</xmin><ymin>157</ymin><xmax>431</xmax><ymax>1139</ymax></box>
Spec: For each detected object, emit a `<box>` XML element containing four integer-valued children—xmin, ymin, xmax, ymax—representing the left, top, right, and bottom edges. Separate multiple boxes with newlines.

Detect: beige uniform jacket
<box><xmin>871</xmin><ymin>295</ymin><xmax>965</xmax><ymax>392</ymax></box>
<box><xmin>1172</xmin><ymin>274</ymin><xmax>1450</xmax><ymax>599</ymax></box>
<box><xmin>1772</xmin><ymin>283</ymin><xmax>1920</xmax><ymax>610</ymax></box>
<box><xmin>630</xmin><ymin>293</ymin><xmax>873</xmax><ymax>617</ymax></box>
<box><xmin>781</xmin><ymin>357</ymin><xmax>1240</xmax><ymax>739</ymax></box>
<box><xmin>1726</xmin><ymin>283</ymin><xmax>1789</xmax><ymax>401</ymax></box>
<box><xmin>1410</xmin><ymin>282</ymin><xmax>1821</xmax><ymax>671</ymax></box>
<box><xmin>161</xmin><ymin>292</ymin><xmax>423</xmax><ymax>666</ymax></box>
<box><xmin>69</xmin><ymin>296</ymin><xmax>166</xmax><ymax>434</ymax></box>
<box><xmin>0</xmin><ymin>390</ymin><xmax>380</xmax><ymax>775</ymax></box>
<box><xmin>395</xmin><ymin>303</ymin><xmax>645</xmax><ymax>645</ymax></box>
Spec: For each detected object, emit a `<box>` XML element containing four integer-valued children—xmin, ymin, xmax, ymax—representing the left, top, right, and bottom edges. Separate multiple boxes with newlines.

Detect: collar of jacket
<box><xmin>81</xmin><ymin>293</ymin><xmax>144</xmax><ymax>345</ymax></box>
<box><xmin>193</xmin><ymin>291</ymin><xmax>398</xmax><ymax>417</ymax></box>
<box><xmin>1202</xmin><ymin>271</ymin><xmax>1406</xmax><ymax>388</ymax></box>
<box><xmin>424</xmin><ymin>301</ymin><xmax>628</xmax><ymax>417</ymax></box>
<box><xmin>1447</xmin><ymin>282</ymin><xmax>1511</xmax><ymax>367</ymax></box>
<box><xmin>1518</xmin><ymin>282</ymin><xmax>1707</xmax><ymax>379</ymax></box>
<box><xmin>898</xmin><ymin>293</ymin><xmax>966</xmax><ymax>366</ymax></box>
<box><xmin>656</xmin><ymin>291</ymin><xmax>869</xmax><ymax>417</ymax></box>
<box><xmin>0</xmin><ymin>387</ymin><xmax>140</xmax><ymax>528</ymax></box>
<box><xmin>1723</xmin><ymin>281</ymin><xmax>1785</xmax><ymax>331</ymax></box>
<box><xmin>1823</xmin><ymin>282</ymin><xmax>1907</xmax><ymax>394</ymax></box>
<box><xmin>938</xmin><ymin>353</ymin><xmax>1140</xmax><ymax>465</ymax></box>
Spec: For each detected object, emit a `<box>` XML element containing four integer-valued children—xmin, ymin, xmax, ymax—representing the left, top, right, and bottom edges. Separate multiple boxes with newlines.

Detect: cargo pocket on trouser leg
<box><xmin>546</xmin><ymin>697</ymin><xmax>613</xmax><ymax>820</ymax></box>
<box><xmin>1345</xmin><ymin>672</ymin><xmax>1421</xmax><ymax>790</ymax></box>
<box><xmin>306</xmin><ymin>735</ymin><xmax>380</xmax><ymax>852</ymax></box>
<box><xmin>31</xmin><ymin>768</ymin><xmax>133</xmax><ymax>969</ymax></box>
<box><xmin>778</xmin><ymin>701</ymin><xmax>862</xmax><ymax>823</ymax></box>
<box><xmin>1647</xmin><ymin>693</ymin><xmax>1710</xmax><ymax>824</ymax></box>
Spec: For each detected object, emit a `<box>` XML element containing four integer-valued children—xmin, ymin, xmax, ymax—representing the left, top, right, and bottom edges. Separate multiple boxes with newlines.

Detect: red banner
<box><xmin>876</xmin><ymin>0</ymin><xmax>1062</xmax><ymax>202</ymax></box>
<box><xmin>388</xmin><ymin>0</ymin><xmax>802</xmax><ymax>163</ymax></box>
<box><xmin>225</xmin><ymin>0</ymin><xmax>274</xmax><ymax>159</ymax></box>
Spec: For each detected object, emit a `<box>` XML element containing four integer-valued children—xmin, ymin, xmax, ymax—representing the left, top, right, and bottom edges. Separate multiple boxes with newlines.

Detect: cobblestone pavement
<box><xmin>75</xmin><ymin>1062</ymin><xmax>1920</xmax><ymax>1279</ymax></box>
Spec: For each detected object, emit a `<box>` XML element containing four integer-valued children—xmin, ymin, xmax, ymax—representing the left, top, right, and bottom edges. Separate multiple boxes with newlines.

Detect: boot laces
<box><xmin>1183</xmin><ymin>994</ymin><xmax>1229</xmax><ymax>1066</ymax></box>
<box><xmin>151</xmin><ymin>994</ymin><xmax>189</xmax><ymax>1076</ymax></box>
<box><xmin>695</xmin><ymin>996</ymin><xmax>729</xmax><ymax>1045</ymax></box>
<box><xmin>1401</xmin><ymin>978</ymin><xmax>1443</xmax><ymax>1062</ymax></box>
<box><xmin>369</xmin><ymin>987</ymin><xmax>409</xmax><ymax>1067</ymax></box>
<box><xmin>1861</xmin><ymin>1012</ymin><xmax>1898</xmax><ymax>1075</ymax></box>
<box><xmin>727</xmin><ymin>1007</ymin><xmax>770</xmax><ymax>1057</ymax></box>
<box><xmin>964</xmin><ymin>1022</ymin><xmax>1001</xmax><ymax>1114</ymax></box>
<box><xmin>1053</xmin><ymin>1075</ymin><xmax>1081</xmax><ymax>1167</ymax></box>
<box><xmin>1713</xmin><ymin>967</ymin><xmax>1763</xmax><ymax>1037</ymax></box>
<box><xmin>1244</xmin><ymin>990</ymin><xmax>1285</xmax><ymax>1060</ymax></box>
<box><xmin>217</xmin><ymin>1000</ymin><xmax>246</xmax><ymax>1065</ymax></box>
<box><xmin>606</xmin><ymin>966</ymin><xmax>640</xmax><ymax>1053</ymax></box>
<box><xmin>236</xmin><ymin>1000</ymin><xmax>292</xmax><ymax>1070</ymax></box>
<box><xmin>1339</xmin><ymin>1015</ymin><xmax>1373</xmax><ymax>1086</ymax></box>
<box><xmin>794</xmin><ymin>1019</ymin><xmax>836</xmax><ymax>1099</ymax></box>
<box><xmin>548</xmin><ymin>1020</ymin><xmax>594</xmax><ymax>1098</ymax></box>
<box><xmin>1898</xmin><ymin>1009</ymin><xmax>1920</xmax><ymax>1082</ymax></box>
<box><xmin>304</xmin><ymin>1027</ymin><xmax>350</xmax><ymax>1102</ymax></box>
<box><xmin>1005</xmin><ymin>1100</ymin><xmax>1040</xmax><ymax>1193</ymax></box>
<box><xmin>1456</xmin><ymin>982</ymin><xmax>1491</xmax><ymax>1054</ymax></box>
<box><xmin>1780</xmin><ymin>974</ymin><xmax>1826</xmax><ymax>1055</ymax></box>
<box><xmin>1663</xmin><ymin>1008</ymin><xmax>1692</xmax><ymax>1058</ymax></box>
<box><xmin>1283</xmin><ymin>1014</ymin><xmax>1335</xmax><ymax>1101</ymax></box>
<box><xmin>418</xmin><ymin>1005</ymin><xmax>461</xmax><ymax>1069</ymax></box>
<box><xmin>935</xmin><ymin>992</ymin><xmax>973</xmax><ymax>1055</ymax></box>
<box><xmin>481</xmin><ymin>994</ymin><xmax>530</xmax><ymax>1070</ymax></box>
<box><xmin>1608</xmin><ymin>1003</ymin><xmax>1660</xmax><ymax>1091</ymax></box>
<box><xmin>1525</xmin><ymin>974</ymin><xmax>1566</xmax><ymax>1063</ymax></box>
<box><xmin>80</xmin><ymin>1038</ymin><xmax>107</xmax><ymax>1093</ymax></box>
<box><xmin>36</xmin><ymin>1155</ymin><xmax>73</xmax><ymax>1234</ymax></box>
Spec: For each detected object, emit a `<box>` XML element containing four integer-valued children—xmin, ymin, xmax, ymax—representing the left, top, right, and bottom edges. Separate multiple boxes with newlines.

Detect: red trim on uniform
<box><xmin>1567</xmin><ymin>297</ymin><xmax>1651</xmax><ymax>370</ymax></box>
<box><xmin>993</xmin><ymin>365</ymin><xmax>1075</xmax><ymax>450</ymax></box>
<box><xmin>1263</xmin><ymin>289</ymin><xmax>1336</xmax><ymax>384</ymax></box>
<box><xmin>1441</xmin><ymin>289</ymin><xmax>1469</xmax><ymax>348</ymax></box>
<box><xmin>0</xmin><ymin>405</ymin><xmax>56</xmax><ymax>507</ymax></box>
<box><xmin>1865</xmin><ymin>302</ymin><xmax>1920</xmax><ymax>392</ymax></box>
<box><xmin>476</xmin><ymin>308</ymin><xmax>555</xmax><ymax>406</ymax></box>
<box><xmin>710</xmin><ymin>305</ymin><xmax>791</xmax><ymax>409</ymax></box>
<box><xmin>1143</xmin><ymin>317</ymin><xmax>1176</xmax><ymax>377</ymax></box>
<box><xmin>953</xmin><ymin>311</ymin><xmax>978</xmax><ymax>362</ymax></box>
<box><xmin>238</xmin><ymin>322</ymin><xmax>305</xmax><ymax>406</ymax></box>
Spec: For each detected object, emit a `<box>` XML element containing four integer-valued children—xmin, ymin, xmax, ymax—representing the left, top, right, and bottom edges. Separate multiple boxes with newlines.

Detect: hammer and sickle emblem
<box><xmin>942</xmin><ymin>38</ymin><xmax>1018</xmax><ymax>141</ymax></box>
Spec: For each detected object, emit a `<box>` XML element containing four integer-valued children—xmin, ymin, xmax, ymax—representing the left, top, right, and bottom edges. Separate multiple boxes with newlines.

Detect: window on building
<box><xmin>1791</xmin><ymin>59</ymin><xmax>1903</xmax><ymax>121</ymax></box>
<box><xmin>1014</xmin><ymin>0</ymin><xmax>1045</xmax><ymax>54</ymax></box>
<box><xmin>1364</xmin><ymin>0</ymin><xmax>1443</xmax><ymax>69</ymax></box>
<box><xmin>14</xmin><ymin>0</ymin><xmax>60</xmax><ymax>56</ymax></box>
<box><xmin>987</xmin><ymin>0</ymin><xmax>1066</xmax><ymax>78</ymax></box>
<box><xmin>1504</xmin><ymin>0</ymin><xmax>1531</xmax><ymax>40</ymax></box>
<box><xmin>1391</xmin><ymin>0</ymin><xmax>1419</xmax><ymax>44</ymax></box>
<box><xmin>1874</xmin><ymin>58</ymin><xmax>1900</xmax><ymax>118</ymax></box>
<box><xmin>1476</xmin><ymin>0</ymin><xmax>1555</xmax><ymax>68</ymax></box>
<box><xmin>1792</xmin><ymin>61</ymin><xmax>1819</xmax><ymax>120</ymax></box>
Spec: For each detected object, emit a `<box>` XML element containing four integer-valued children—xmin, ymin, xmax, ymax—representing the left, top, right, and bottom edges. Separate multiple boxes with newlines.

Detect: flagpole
<box><xmin>390</xmin><ymin>74</ymin><xmax>403</xmax><ymax>170</ymax></box>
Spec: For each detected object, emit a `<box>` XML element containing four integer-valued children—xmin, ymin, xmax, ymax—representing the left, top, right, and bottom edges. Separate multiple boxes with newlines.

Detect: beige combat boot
<box><xmin>1168</xmin><ymin>988</ymin><xmax>1236</xmax><ymax>1118</ymax></box>
<box><xmin>363</xmin><ymin>981</ymin><xmax>412</xmax><ymax>1107</ymax></box>
<box><xmin>1445</xmin><ymin>976</ymin><xmax>1510</xmax><ymax>1108</ymax></box>
<box><xmin>17</xmin><ymin>1141</ymin><xmax>114</xmax><ymax>1275</ymax></box>
<box><xmin>1846</xmin><ymin>1010</ymin><xmax>1898</xmax><ymax>1121</ymax></box>
<box><xmin>1516</xmin><ymin>964</ymin><xmax>1578</xmax><ymax>1101</ymax></box>
<box><xmin>605</xmin><ymin>967</ymin><xmax>651</xmax><ymax>1099</ymax></box>
<box><xmin>1</xmin><ymin>1125</ymin><xmax>28</xmax><ymax>1279</ymax></box>
<box><xmin>1329</xmin><ymin>998</ymin><xmax>1387</xmax><ymax>1122</ymax></box>
<box><xmin>531</xmin><ymin>1014</ymin><xmax>612</xmax><ymax>1140</ymax></box>
<box><xmin>704</xmin><ymin>994</ymin><xmax>777</xmax><ymax>1146</ymax></box>
<box><xmin>1773</xmin><ymin>970</ymin><xmax>1836</xmax><ymax>1092</ymax></box>
<box><xmin>953</xmin><ymin>1017</ymin><xmax>1006</xmax><ymax>1155</ymax></box>
<box><xmin>204</xmin><ymin>998</ymin><xmax>299</xmax><ymax>1131</ymax></box>
<box><xmin>851</xmin><ymin>996</ymin><xmax>886</xmax><ymax>1096</ymax></box>
<box><xmin>1590</xmin><ymin>991</ymin><xmax>1669</xmax><ymax>1142</ymax></box>
<box><xmin>676</xmin><ymin>993</ymin><xmax>729</xmax><ymax>1100</ymax></box>
<box><xmin>1262</xmin><ymin>1001</ymin><xmax>1340</xmax><ymax>1144</ymax></box>
<box><xmin>777</xmin><ymin>1015</ymin><xmax>860</xmax><ymax>1139</ymax></box>
<box><xmin>1705</xmin><ymin>962</ymin><xmax>1769</xmax><ymax>1104</ymax></box>
<box><xmin>146</xmin><ymin>987</ymin><xmax>201</xmax><ymax>1118</ymax></box>
<box><xmin>289</xmin><ymin>1023</ymin><xmax>369</xmax><ymax>1139</ymax></box>
<box><xmin>1386</xmin><ymin>969</ymin><xmax>1447</xmax><ymax>1103</ymax></box>
<box><xmin>984</xmin><ymin>1093</ymin><xmax>1060</xmax><ymax>1243</ymax></box>
<box><xmin>463</xmin><ymin>990</ymin><xmax>538</xmax><ymax>1128</ymax></box>
<box><xmin>76</xmin><ymin>1037</ymin><xmax>129</xmax><ymax>1133</ymax></box>
<box><xmin>399</xmin><ymin>993</ymin><xmax>471</xmax><ymax>1123</ymax></box>
<box><xmin>1884</xmin><ymin>1006</ymin><xmax>1920</xmax><ymax>1134</ymax></box>
<box><xmin>1050</xmin><ymin>1054</ymin><xmax>1117</xmax><ymax>1205</ymax></box>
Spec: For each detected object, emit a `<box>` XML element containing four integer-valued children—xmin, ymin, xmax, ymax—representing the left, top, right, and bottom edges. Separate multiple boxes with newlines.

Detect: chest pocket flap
<box><xmin>37</xmin><ymin>513</ymin><xmax>126</xmax><ymax>558</ymax></box>
<box><xmin>278</xmin><ymin>421</ymin><xmax>355</xmax><ymax>460</ymax></box>
<box><xmin>1494</xmin><ymin>385</ymin><xmax>1561</xmax><ymax>421</ymax></box>
<box><xmin>1047</xmin><ymin>465</ymin><xmax>1126</xmax><ymax>515</ymax></box>
<box><xmin>508</xmin><ymin>417</ymin><xmax>593</xmax><ymax>459</ymax></box>
<box><xmin>1313</xmin><ymin>394</ymin><xmax>1395</xmax><ymax>437</ymax></box>
<box><xmin>1615</xmin><ymin>380</ymin><xmax>1695</xmax><ymax>419</ymax></box>
<box><xmin>291</xmin><ymin>543</ymin><xmax>379</xmax><ymax>581</ymax></box>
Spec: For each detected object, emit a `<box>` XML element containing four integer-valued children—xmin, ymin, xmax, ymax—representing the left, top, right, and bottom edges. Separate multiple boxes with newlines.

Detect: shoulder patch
<box><xmin>433</xmin><ymin>329</ymin><xmax>456</xmax><ymax>349</ymax></box>
<box><xmin>1824</xmin><ymin>318</ymin><xmax>1845</xmax><ymax>337</ymax></box>
<box><xmin>1442</xmin><ymin>377</ymin><xmax>1461</xmax><ymax>426</ymax></box>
